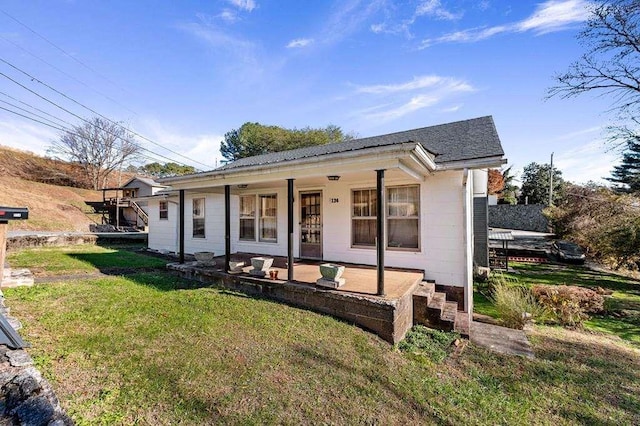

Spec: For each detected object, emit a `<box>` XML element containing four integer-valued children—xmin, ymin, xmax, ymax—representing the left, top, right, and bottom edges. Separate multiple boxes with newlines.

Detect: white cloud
<box><xmin>140</xmin><ymin>119</ymin><xmax>224</xmax><ymax>170</ymax></box>
<box><xmin>228</xmin><ymin>0</ymin><xmax>256</xmax><ymax>12</ymax></box>
<box><xmin>355</xmin><ymin>75</ymin><xmax>474</xmax><ymax>122</ymax></box>
<box><xmin>356</xmin><ymin>75</ymin><xmax>471</xmax><ymax>94</ymax></box>
<box><xmin>440</xmin><ymin>104</ymin><xmax>462</xmax><ymax>113</ymax></box>
<box><xmin>178</xmin><ymin>18</ymin><xmax>259</xmax><ymax>68</ymax></box>
<box><xmin>217</xmin><ymin>9</ymin><xmax>238</xmax><ymax>23</ymax></box>
<box><xmin>322</xmin><ymin>0</ymin><xmax>386</xmax><ymax>44</ymax></box>
<box><xmin>555</xmin><ymin>139</ymin><xmax>619</xmax><ymax>184</ymax></box>
<box><xmin>517</xmin><ymin>0</ymin><xmax>591</xmax><ymax>33</ymax></box>
<box><xmin>0</xmin><ymin>118</ymin><xmax>57</xmax><ymax>156</ymax></box>
<box><xmin>420</xmin><ymin>0</ymin><xmax>591</xmax><ymax>48</ymax></box>
<box><xmin>286</xmin><ymin>38</ymin><xmax>314</xmax><ymax>48</ymax></box>
<box><xmin>415</xmin><ymin>0</ymin><xmax>462</xmax><ymax>21</ymax></box>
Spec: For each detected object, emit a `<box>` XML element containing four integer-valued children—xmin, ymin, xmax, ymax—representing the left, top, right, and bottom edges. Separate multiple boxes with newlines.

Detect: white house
<box><xmin>146</xmin><ymin>116</ymin><xmax>505</xmax><ymax>316</ymax></box>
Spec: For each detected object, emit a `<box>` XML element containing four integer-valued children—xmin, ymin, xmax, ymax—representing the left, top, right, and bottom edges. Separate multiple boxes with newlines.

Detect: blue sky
<box><xmin>0</xmin><ymin>0</ymin><xmax>621</xmax><ymax>183</ymax></box>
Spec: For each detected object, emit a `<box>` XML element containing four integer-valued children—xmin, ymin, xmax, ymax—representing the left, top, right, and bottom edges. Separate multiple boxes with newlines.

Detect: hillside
<box><xmin>0</xmin><ymin>145</ymin><xmax>133</xmax><ymax>232</ymax></box>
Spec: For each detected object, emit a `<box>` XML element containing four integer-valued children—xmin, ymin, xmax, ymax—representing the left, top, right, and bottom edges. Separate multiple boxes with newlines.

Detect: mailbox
<box><xmin>0</xmin><ymin>207</ymin><xmax>29</xmax><ymax>223</ymax></box>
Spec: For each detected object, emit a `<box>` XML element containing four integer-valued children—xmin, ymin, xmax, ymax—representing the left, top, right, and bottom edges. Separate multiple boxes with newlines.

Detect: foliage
<box><xmin>499</xmin><ymin>166</ymin><xmax>519</xmax><ymax>204</ymax></box>
<box><xmin>487</xmin><ymin>169</ymin><xmax>504</xmax><ymax>195</ymax></box>
<box><xmin>608</xmin><ymin>134</ymin><xmax>640</xmax><ymax>193</ymax></box>
<box><xmin>547</xmin><ymin>183</ymin><xmax>640</xmax><ymax>269</ymax></box>
<box><xmin>397</xmin><ymin>326</ymin><xmax>459</xmax><ymax>364</ymax></box>
<box><xmin>518</xmin><ymin>162</ymin><xmax>565</xmax><ymax>205</ymax></box>
<box><xmin>532</xmin><ymin>284</ymin><xmax>605</xmax><ymax>327</ymax></box>
<box><xmin>48</xmin><ymin>117</ymin><xmax>141</xmax><ymax>190</ymax></box>
<box><xmin>138</xmin><ymin>162</ymin><xmax>197</xmax><ymax>178</ymax></box>
<box><xmin>490</xmin><ymin>275</ymin><xmax>549</xmax><ymax>329</ymax></box>
<box><xmin>220</xmin><ymin>122</ymin><xmax>355</xmax><ymax>161</ymax></box>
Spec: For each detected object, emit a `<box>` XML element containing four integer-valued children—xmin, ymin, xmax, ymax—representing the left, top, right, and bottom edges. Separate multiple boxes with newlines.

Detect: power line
<box><xmin>0</xmin><ymin>34</ymin><xmax>138</xmax><ymax>116</ymax></box>
<box><xmin>0</xmin><ymin>89</ymin><xmax>204</xmax><ymax>168</ymax></box>
<box><xmin>0</xmin><ymin>98</ymin><xmax>71</xmax><ymax>129</ymax></box>
<box><xmin>0</xmin><ymin>9</ymin><xmax>132</xmax><ymax>96</ymax></box>
<box><xmin>0</xmin><ymin>90</ymin><xmax>72</xmax><ymax>127</ymax></box>
<box><xmin>0</xmin><ymin>57</ymin><xmax>214</xmax><ymax>169</ymax></box>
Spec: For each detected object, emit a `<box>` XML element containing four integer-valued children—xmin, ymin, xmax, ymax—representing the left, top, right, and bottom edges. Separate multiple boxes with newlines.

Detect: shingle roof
<box><xmin>218</xmin><ymin>116</ymin><xmax>504</xmax><ymax>171</ymax></box>
<box><xmin>123</xmin><ymin>176</ymin><xmax>168</xmax><ymax>188</ymax></box>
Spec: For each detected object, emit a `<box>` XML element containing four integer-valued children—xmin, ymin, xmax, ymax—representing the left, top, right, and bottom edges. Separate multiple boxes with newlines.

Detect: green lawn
<box><xmin>7</xmin><ymin>245</ymin><xmax>167</xmax><ymax>276</ymax></box>
<box><xmin>475</xmin><ymin>262</ymin><xmax>640</xmax><ymax>346</ymax></box>
<box><xmin>4</xmin><ymin>247</ymin><xmax>640</xmax><ymax>424</ymax></box>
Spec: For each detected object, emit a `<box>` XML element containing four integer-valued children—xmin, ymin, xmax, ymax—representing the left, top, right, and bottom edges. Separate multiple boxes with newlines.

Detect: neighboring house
<box><xmin>100</xmin><ymin>177</ymin><xmax>169</xmax><ymax>229</ymax></box>
<box><xmin>145</xmin><ymin>116</ymin><xmax>505</xmax><ymax>315</ymax></box>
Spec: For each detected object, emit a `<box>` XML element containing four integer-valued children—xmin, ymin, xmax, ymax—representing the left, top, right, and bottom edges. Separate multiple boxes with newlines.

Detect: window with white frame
<box><xmin>351</xmin><ymin>189</ymin><xmax>377</xmax><ymax>247</ymax></box>
<box><xmin>159</xmin><ymin>201</ymin><xmax>168</xmax><ymax>220</ymax></box>
<box><xmin>239</xmin><ymin>195</ymin><xmax>256</xmax><ymax>240</ymax></box>
<box><xmin>387</xmin><ymin>185</ymin><xmax>419</xmax><ymax>250</ymax></box>
<box><xmin>192</xmin><ymin>197</ymin><xmax>205</xmax><ymax>238</ymax></box>
<box><xmin>259</xmin><ymin>194</ymin><xmax>277</xmax><ymax>242</ymax></box>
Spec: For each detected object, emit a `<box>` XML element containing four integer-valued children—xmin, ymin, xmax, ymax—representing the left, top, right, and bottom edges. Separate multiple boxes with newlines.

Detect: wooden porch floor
<box><xmin>213</xmin><ymin>253</ymin><xmax>424</xmax><ymax>300</ymax></box>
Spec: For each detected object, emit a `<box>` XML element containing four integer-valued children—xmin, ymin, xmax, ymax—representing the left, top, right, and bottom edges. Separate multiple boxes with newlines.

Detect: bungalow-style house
<box><xmin>146</xmin><ymin>116</ymin><xmax>505</xmax><ymax>341</ymax></box>
<box><xmin>99</xmin><ymin>176</ymin><xmax>169</xmax><ymax>229</ymax></box>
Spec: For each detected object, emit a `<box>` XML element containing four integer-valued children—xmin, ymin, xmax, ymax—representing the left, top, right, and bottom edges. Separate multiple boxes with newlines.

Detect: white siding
<box><xmin>148</xmin><ymin>170</ymin><xmax>468</xmax><ymax>287</ymax></box>
<box><xmin>148</xmin><ymin>199</ymin><xmax>179</xmax><ymax>253</ymax></box>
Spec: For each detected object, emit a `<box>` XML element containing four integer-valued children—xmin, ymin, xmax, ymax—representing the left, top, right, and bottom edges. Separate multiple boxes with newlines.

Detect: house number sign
<box><xmin>330</xmin><ymin>198</ymin><xmax>339</xmax><ymax>203</ymax></box>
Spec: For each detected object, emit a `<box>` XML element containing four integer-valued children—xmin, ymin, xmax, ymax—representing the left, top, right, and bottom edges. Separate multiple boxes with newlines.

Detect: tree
<box><xmin>487</xmin><ymin>169</ymin><xmax>504</xmax><ymax>195</ymax></box>
<box><xmin>500</xmin><ymin>166</ymin><xmax>519</xmax><ymax>205</ymax></box>
<box><xmin>220</xmin><ymin>122</ymin><xmax>355</xmax><ymax>162</ymax></box>
<box><xmin>49</xmin><ymin>117</ymin><xmax>141</xmax><ymax>190</ymax></box>
<box><xmin>139</xmin><ymin>162</ymin><xmax>197</xmax><ymax>178</ymax></box>
<box><xmin>608</xmin><ymin>134</ymin><xmax>640</xmax><ymax>192</ymax></box>
<box><xmin>519</xmin><ymin>162</ymin><xmax>565</xmax><ymax>205</ymax></box>
<box><xmin>548</xmin><ymin>1</ymin><xmax>640</xmax><ymax>120</ymax></box>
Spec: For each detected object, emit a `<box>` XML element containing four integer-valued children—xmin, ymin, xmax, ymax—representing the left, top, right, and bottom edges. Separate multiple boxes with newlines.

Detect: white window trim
<box><xmin>192</xmin><ymin>197</ymin><xmax>205</xmax><ymax>239</ymax></box>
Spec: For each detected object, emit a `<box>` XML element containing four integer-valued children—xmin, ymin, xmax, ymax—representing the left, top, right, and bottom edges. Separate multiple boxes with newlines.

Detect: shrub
<box><xmin>490</xmin><ymin>275</ymin><xmax>550</xmax><ymax>329</ymax></box>
<box><xmin>398</xmin><ymin>326</ymin><xmax>459</xmax><ymax>363</ymax></box>
<box><xmin>531</xmin><ymin>285</ymin><xmax>605</xmax><ymax>327</ymax></box>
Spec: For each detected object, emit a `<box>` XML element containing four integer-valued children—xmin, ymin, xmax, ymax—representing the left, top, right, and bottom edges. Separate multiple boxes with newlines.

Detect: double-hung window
<box><xmin>351</xmin><ymin>185</ymin><xmax>420</xmax><ymax>250</ymax></box>
<box><xmin>192</xmin><ymin>197</ymin><xmax>205</xmax><ymax>238</ymax></box>
<box><xmin>351</xmin><ymin>189</ymin><xmax>377</xmax><ymax>247</ymax></box>
<box><xmin>159</xmin><ymin>201</ymin><xmax>168</xmax><ymax>220</ymax></box>
<box><xmin>239</xmin><ymin>194</ymin><xmax>277</xmax><ymax>243</ymax></box>
<box><xmin>259</xmin><ymin>194</ymin><xmax>277</xmax><ymax>242</ymax></box>
<box><xmin>239</xmin><ymin>195</ymin><xmax>256</xmax><ymax>240</ymax></box>
<box><xmin>387</xmin><ymin>185</ymin><xmax>419</xmax><ymax>250</ymax></box>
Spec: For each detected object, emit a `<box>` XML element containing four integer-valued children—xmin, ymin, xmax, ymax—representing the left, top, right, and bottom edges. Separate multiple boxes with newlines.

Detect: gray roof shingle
<box><xmin>218</xmin><ymin>116</ymin><xmax>504</xmax><ymax>171</ymax></box>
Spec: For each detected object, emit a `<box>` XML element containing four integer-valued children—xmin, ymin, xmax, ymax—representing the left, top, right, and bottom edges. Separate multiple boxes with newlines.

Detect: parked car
<box><xmin>551</xmin><ymin>240</ymin><xmax>586</xmax><ymax>264</ymax></box>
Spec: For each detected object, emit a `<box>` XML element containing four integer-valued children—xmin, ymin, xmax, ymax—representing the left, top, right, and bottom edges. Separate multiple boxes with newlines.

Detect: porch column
<box><xmin>225</xmin><ymin>184</ymin><xmax>231</xmax><ymax>272</ymax></box>
<box><xmin>376</xmin><ymin>169</ymin><xmax>385</xmax><ymax>296</ymax></box>
<box><xmin>179</xmin><ymin>189</ymin><xmax>185</xmax><ymax>264</ymax></box>
<box><xmin>287</xmin><ymin>178</ymin><xmax>295</xmax><ymax>281</ymax></box>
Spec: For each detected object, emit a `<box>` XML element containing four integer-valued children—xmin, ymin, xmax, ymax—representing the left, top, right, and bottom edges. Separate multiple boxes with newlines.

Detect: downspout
<box><xmin>462</xmin><ymin>168</ymin><xmax>473</xmax><ymax>316</ymax></box>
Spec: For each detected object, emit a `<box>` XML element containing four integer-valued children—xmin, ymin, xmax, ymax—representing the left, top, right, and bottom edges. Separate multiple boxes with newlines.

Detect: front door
<box><xmin>300</xmin><ymin>191</ymin><xmax>322</xmax><ymax>259</ymax></box>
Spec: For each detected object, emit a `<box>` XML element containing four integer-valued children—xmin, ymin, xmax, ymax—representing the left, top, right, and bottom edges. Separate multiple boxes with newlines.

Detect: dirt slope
<box><xmin>0</xmin><ymin>145</ymin><xmax>133</xmax><ymax>232</ymax></box>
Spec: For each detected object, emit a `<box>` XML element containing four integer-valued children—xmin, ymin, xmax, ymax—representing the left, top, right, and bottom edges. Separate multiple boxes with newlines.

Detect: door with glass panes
<box><xmin>300</xmin><ymin>192</ymin><xmax>322</xmax><ymax>258</ymax></box>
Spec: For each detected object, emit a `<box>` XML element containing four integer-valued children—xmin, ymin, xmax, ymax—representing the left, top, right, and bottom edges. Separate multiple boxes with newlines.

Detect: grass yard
<box><xmin>4</xmin><ymin>246</ymin><xmax>640</xmax><ymax>424</ymax></box>
<box><xmin>475</xmin><ymin>262</ymin><xmax>640</xmax><ymax>346</ymax></box>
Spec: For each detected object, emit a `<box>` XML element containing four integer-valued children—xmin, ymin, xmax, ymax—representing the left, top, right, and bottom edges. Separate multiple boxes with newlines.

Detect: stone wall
<box><xmin>488</xmin><ymin>204</ymin><xmax>549</xmax><ymax>232</ymax></box>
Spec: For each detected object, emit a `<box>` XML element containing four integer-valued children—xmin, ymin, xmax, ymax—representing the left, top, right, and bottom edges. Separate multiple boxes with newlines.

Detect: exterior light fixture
<box><xmin>237</xmin><ymin>184</ymin><xmax>248</xmax><ymax>189</ymax></box>
<box><xmin>327</xmin><ymin>176</ymin><xmax>340</xmax><ymax>181</ymax></box>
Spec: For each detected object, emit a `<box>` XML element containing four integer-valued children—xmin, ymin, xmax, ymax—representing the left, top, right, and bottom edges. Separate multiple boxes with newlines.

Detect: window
<box><xmin>239</xmin><ymin>195</ymin><xmax>256</xmax><ymax>240</ymax></box>
<box><xmin>351</xmin><ymin>189</ymin><xmax>377</xmax><ymax>247</ymax></box>
<box><xmin>387</xmin><ymin>185</ymin><xmax>419</xmax><ymax>250</ymax></box>
<box><xmin>259</xmin><ymin>194</ymin><xmax>277</xmax><ymax>242</ymax></box>
<box><xmin>159</xmin><ymin>201</ymin><xmax>168</xmax><ymax>220</ymax></box>
<box><xmin>192</xmin><ymin>197</ymin><xmax>205</xmax><ymax>238</ymax></box>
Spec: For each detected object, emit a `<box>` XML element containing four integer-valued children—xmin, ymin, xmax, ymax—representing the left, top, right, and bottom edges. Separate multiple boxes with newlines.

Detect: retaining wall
<box><xmin>488</xmin><ymin>204</ymin><xmax>549</xmax><ymax>232</ymax></box>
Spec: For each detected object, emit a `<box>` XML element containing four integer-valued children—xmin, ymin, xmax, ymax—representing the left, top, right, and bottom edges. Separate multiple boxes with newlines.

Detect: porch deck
<box><xmin>167</xmin><ymin>253</ymin><xmax>425</xmax><ymax>344</ymax></box>
<box><xmin>222</xmin><ymin>253</ymin><xmax>424</xmax><ymax>299</ymax></box>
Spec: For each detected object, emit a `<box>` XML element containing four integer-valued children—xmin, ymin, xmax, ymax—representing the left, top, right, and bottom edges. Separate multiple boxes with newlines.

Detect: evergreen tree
<box><xmin>608</xmin><ymin>137</ymin><xmax>640</xmax><ymax>193</ymax></box>
<box><xmin>519</xmin><ymin>162</ymin><xmax>564</xmax><ymax>205</ymax></box>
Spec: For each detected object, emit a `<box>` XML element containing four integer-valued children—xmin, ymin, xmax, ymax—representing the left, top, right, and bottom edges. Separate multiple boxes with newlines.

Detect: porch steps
<box><xmin>413</xmin><ymin>281</ymin><xmax>469</xmax><ymax>337</ymax></box>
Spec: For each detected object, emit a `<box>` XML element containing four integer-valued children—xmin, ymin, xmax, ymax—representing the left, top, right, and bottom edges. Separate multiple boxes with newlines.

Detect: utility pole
<box><xmin>549</xmin><ymin>152</ymin><xmax>554</xmax><ymax>207</ymax></box>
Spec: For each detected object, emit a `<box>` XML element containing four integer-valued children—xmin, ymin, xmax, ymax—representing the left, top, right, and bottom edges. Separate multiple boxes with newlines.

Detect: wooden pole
<box><xmin>0</xmin><ymin>222</ymin><xmax>6</xmax><ymax>284</ymax></box>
